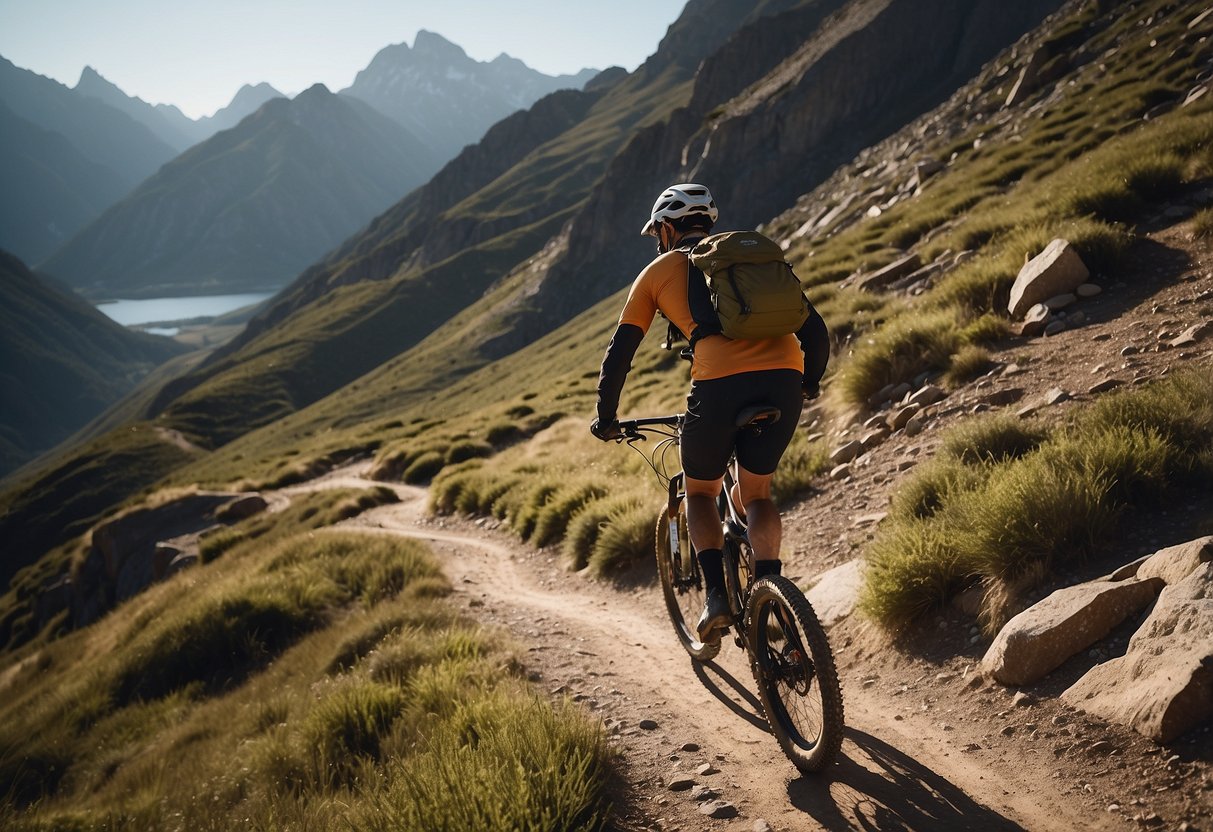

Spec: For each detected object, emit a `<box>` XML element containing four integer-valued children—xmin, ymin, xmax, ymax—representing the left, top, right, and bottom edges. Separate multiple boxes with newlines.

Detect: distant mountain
<box><xmin>74</xmin><ymin>66</ymin><xmax>199</xmax><ymax>151</ymax></box>
<box><xmin>0</xmin><ymin>56</ymin><xmax>176</xmax><ymax>193</ymax></box>
<box><xmin>0</xmin><ymin>56</ymin><xmax>179</xmax><ymax>263</ymax></box>
<box><xmin>194</xmin><ymin>82</ymin><xmax>285</xmax><ymax>137</ymax></box>
<box><xmin>75</xmin><ymin>69</ymin><xmax>285</xmax><ymax>152</ymax></box>
<box><xmin>341</xmin><ymin>29</ymin><xmax>597</xmax><ymax>164</ymax></box>
<box><xmin>0</xmin><ymin>100</ymin><xmax>127</xmax><ymax>263</ymax></box>
<box><xmin>41</xmin><ymin>84</ymin><xmax>441</xmax><ymax>298</ymax></box>
<box><xmin>0</xmin><ymin>250</ymin><xmax>186</xmax><ymax>476</ymax></box>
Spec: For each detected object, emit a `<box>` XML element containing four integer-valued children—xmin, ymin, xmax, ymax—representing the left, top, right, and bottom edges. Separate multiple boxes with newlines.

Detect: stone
<box><xmin>1044</xmin><ymin>320</ymin><xmax>1067</xmax><ymax>337</ymax></box>
<box><xmin>887</xmin><ymin>382</ymin><xmax>913</xmax><ymax>403</ymax></box>
<box><xmin>753</xmin><ymin>821</ymin><xmax>775</xmax><ymax>832</ymax></box>
<box><xmin>1019</xmin><ymin>303</ymin><xmax>1051</xmax><ymax>337</ymax></box>
<box><xmin>699</xmin><ymin>801</ymin><xmax>738</xmax><ymax>819</ymax></box>
<box><xmin>1170</xmin><ymin>321</ymin><xmax>1213</xmax><ymax>348</ymax></box>
<box><xmin>1044</xmin><ymin>293</ymin><xmax>1077</xmax><ymax>311</ymax></box>
<box><xmin>696</xmin><ymin>762</ymin><xmax>719</xmax><ymax>776</ymax></box>
<box><xmin>1008</xmin><ymin>239</ymin><xmax>1090</xmax><ymax>318</ymax></box>
<box><xmin>908</xmin><ymin>384</ymin><xmax>946</xmax><ymax>407</ymax></box>
<box><xmin>668</xmin><ymin>776</ymin><xmax>696</xmax><ymax>791</ymax></box>
<box><xmin>1183</xmin><ymin>85</ymin><xmax>1209</xmax><ymax>108</ymax></box>
<box><xmin>829</xmin><ymin>464</ymin><xmax>851</xmax><ymax>481</ymax></box>
<box><xmin>639</xmin><ymin>719</ymin><xmax>659</xmax><ymax>730</ymax></box>
<box><xmin>1076</xmin><ymin>283</ymin><xmax>1103</xmax><ymax>298</ymax></box>
<box><xmin>887</xmin><ymin>403</ymin><xmax>922</xmax><ymax>431</ymax></box>
<box><xmin>1011</xmin><ymin>691</ymin><xmax>1035</xmax><ymax>707</ymax></box>
<box><xmin>680</xmin><ymin>741</ymin><xmax>700</xmax><ymax>752</ymax></box>
<box><xmin>690</xmin><ymin>784</ymin><xmax>721</xmax><ymax>802</ymax></box>
<box><xmin>830</xmin><ymin>440</ymin><xmax>863</xmax><ymax>465</ymax></box>
<box><xmin>1088</xmin><ymin>378</ymin><xmax>1123</xmax><ymax>395</ymax></box>
<box><xmin>806</xmin><ymin>559</ymin><xmax>864</xmax><ymax>628</ymax></box>
<box><xmin>1136</xmin><ymin>537</ymin><xmax>1213</xmax><ymax>586</ymax></box>
<box><xmin>1005</xmin><ymin>49</ymin><xmax>1049</xmax><ymax>107</ymax></box>
<box><xmin>861</xmin><ymin>427</ymin><xmax>890</xmax><ymax>449</ymax></box>
<box><xmin>1044</xmin><ymin>387</ymin><xmax>1070</xmax><ymax>405</ymax></box>
<box><xmin>981</xmin><ymin>578</ymin><xmax>1163</xmax><ymax>686</ymax></box>
<box><xmin>857</xmin><ymin>253</ymin><xmax>922</xmax><ymax>292</ymax></box>
<box><xmin>904</xmin><ymin>412</ymin><xmax>927</xmax><ymax>437</ymax></box>
<box><xmin>980</xmin><ymin>388</ymin><xmax>1025</xmax><ymax>407</ymax></box>
<box><xmin>1062</xmin><ymin>562</ymin><xmax>1213</xmax><ymax>743</ymax></box>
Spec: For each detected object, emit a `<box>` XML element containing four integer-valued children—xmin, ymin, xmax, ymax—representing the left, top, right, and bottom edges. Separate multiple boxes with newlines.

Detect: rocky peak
<box><xmin>411</xmin><ymin>28</ymin><xmax>470</xmax><ymax>62</ymax></box>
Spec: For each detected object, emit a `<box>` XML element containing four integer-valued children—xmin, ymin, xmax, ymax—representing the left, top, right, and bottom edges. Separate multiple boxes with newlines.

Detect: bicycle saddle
<box><xmin>735</xmin><ymin>405</ymin><xmax>781</xmax><ymax>429</ymax></box>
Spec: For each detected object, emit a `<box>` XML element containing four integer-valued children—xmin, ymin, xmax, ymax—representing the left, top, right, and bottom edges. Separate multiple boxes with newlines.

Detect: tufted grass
<box><xmin>860</xmin><ymin>370</ymin><xmax>1213</xmax><ymax>633</ymax></box>
<box><xmin>0</xmin><ymin>531</ymin><xmax>612</xmax><ymax>830</ymax></box>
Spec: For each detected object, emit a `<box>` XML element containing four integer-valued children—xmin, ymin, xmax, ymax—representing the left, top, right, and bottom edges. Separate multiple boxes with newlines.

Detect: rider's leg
<box><xmin>738</xmin><ymin>466</ymin><xmax>781</xmax><ymax>578</ymax></box>
<box><xmin>685</xmin><ymin>474</ymin><xmax>731</xmax><ymax>639</ymax></box>
<box><xmin>684</xmin><ymin>475</ymin><xmax>724</xmax><ymax>551</ymax></box>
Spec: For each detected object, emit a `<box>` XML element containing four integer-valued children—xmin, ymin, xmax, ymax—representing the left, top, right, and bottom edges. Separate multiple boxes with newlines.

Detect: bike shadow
<box><xmin>786</xmin><ymin>727</ymin><xmax>1025</xmax><ymax>831</ymax></box>
<box><xmin>692</xmin><ymin>660</ymin><xmax>771</xmax><ymax>733</ymax></box>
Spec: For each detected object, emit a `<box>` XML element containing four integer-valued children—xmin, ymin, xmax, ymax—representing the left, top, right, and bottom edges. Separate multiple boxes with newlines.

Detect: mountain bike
<box><xmin>613</xmin><ymin>407</ymin><xmax>844</xmax><ymax>773</ymax></box>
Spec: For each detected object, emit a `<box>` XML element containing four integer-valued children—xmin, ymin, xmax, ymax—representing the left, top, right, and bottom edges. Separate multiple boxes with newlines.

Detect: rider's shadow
<box><xmin>787</xmin><ymin>727</ymin><xmax>1025</xmax><ymax>832</ymax></box>
<box><xmin>692</xmin><ymin>660</ymin><xmax>771</xmax><ymax>733</ymax></box>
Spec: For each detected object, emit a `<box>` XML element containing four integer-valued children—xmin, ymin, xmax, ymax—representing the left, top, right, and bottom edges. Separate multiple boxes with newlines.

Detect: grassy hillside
<box><xmin>0</xmin><ymin>495</ymin><xmax>611</xmax><ymax>830</ymax></box>
<box><xmin>173</xmin><ymin>0</ymin><xmax>1213</xmax><ymax>611</ymax></box>
<box><xmin>0</xmin><ymin>251</ymin><xmax>187</xmax><ymax>477</ymax></box>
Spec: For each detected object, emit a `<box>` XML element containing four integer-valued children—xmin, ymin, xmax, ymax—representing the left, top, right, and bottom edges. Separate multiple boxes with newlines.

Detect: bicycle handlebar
<box><xmin>613</xmin><ymin>414</ymin><xmax>683</xmax><ymax>441</ymax></box>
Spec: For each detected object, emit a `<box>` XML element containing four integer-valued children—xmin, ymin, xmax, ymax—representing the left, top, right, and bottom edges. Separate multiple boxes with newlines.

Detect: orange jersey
<box><xmin>618</xmin><ymin>250</ymin><xmax>804</xmax><ymax>381</ymax></box>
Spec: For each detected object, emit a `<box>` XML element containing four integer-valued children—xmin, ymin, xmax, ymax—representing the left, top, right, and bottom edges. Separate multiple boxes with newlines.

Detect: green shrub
<box><xmin>939</xmin><ymin>413</ymin><xmax>1050</xmax><ymax>465</ymax></box>
<box><xmin>530</xmin><ymin>483</ymin><xmax>608</xmax><ymax>548</ymax></box>
<box><xmin>1191</xmin><ymin>206</ymin><xmax>1213</xmax><ymax>239</ymax></box>
<box><xmin>303</xmin><ymin>679</ymin><xmax>405</xmax><ymax>785</ymax></box>
<box><xmin>563</xmin><ymin>496</ymin><xmax>643</xmax><ymax>571</ymax></box>
<box><xmin>353</xmin><ymin>691</ymin><xmax>609</xmax><ymax>832</ymax></box>
<box><xmin>861</xmin><ymin>370</ymin><xmax>1213</xmax><ymax>632</ymax></box>
<box><xmin>942</xmin><ymin>345</ymin><xmax>993</xmax><ymax>386</ymax></box>
<box><xmin>588</xmin><ymin>499</ymin><xmax>651</xmax><ymax>576</ymax></box>
<box><xmin>836</xmin><ymin>309</ymin><xmax>962</xmax><ymax>407</ymax></box>
<box><xmin>403</xmin><ymin>451</ymin><xmax>445</xmax><ymax>484</ymax></box>
<box><xmin>198</xmin><ymin>526</ymin><xmax>246</xmax><ymax>562</ymax></box>
<box><xmin>486</xmin><ymin>423</ymin><xmax>523</xmax><ymax>445</ymax></box>
<box><xmin>446</xmin><ymin>441</ymin><xmax>493</xmax><ymax>464</ymax></box>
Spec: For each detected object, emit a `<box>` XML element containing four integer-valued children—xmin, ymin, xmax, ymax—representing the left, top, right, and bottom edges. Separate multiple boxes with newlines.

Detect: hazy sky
<box><xmin>0</xmin><ymin>0</ymin><xmax>684</xmax><ymax>118</ymax></box>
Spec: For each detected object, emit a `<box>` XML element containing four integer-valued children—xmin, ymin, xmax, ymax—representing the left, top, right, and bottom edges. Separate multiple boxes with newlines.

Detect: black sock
<box><xmin>754</xmin><ymin>559</ymin><xmax>782</xmax><ymax>579</ymax></box>
<box><xmin>697</xmin><ymin>548</ymin><xmax>725</xmax><ymax>594</ymax></box>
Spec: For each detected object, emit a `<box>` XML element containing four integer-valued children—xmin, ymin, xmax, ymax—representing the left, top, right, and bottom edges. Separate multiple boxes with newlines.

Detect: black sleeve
<box><xmin>595</xmin><ymin>324</ymin><xmax>645</xmax><ymax>422</ymax></box>
<box><xmin>795</xmin><ymin>305</ymin><xmax>830</xmax><ymax>389</ymax></box>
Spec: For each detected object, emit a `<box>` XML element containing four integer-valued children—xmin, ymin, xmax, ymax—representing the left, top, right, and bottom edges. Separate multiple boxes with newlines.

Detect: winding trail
<box><xmin>284</xmin><ymin>467</ymin><xmax>1127</xmax><ymax>831</ymax></box>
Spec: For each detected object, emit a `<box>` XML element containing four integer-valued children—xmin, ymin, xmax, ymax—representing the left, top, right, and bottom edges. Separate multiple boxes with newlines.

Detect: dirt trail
<box><xmin>285</xmin><ymin>468</ymin><xmax>1133</xmax><ymax>832</ymax></box>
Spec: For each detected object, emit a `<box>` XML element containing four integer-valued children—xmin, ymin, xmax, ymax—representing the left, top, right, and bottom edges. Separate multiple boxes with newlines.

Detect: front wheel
<box><xmin>746</xmin><ymin>575</ymin><xmax>844</xmax><ymax>772</ymax></box>
<box><xmin>655</xmin><ymin>504</ymin><xmax>720</xmax><ymax>662</ymax></box>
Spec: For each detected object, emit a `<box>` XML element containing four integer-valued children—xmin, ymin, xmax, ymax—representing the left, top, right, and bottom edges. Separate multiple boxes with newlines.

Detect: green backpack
<box><xmin>681</xmin><ymin>231</ymin><xmax>810</xmax><ymax>349</ymax></box>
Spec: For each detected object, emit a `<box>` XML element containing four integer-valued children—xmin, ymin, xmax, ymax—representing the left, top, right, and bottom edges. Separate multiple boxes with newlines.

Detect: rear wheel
<box><xmin>746</xmin><ymin>576</ymin><xmax>843</xmax><ymax>772</ymax></box>
<box><xmin>655</xmin><ymin>503</ymin><xmax>720</xmax><ymax>662</ymax></box>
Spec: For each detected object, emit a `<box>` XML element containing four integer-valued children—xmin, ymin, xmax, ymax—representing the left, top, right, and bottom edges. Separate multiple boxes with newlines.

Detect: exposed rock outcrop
<box><xmin>70</xmin><ymin>491</ymin><xmax>265</xmax><ymax>627</ymax></box>
<box><xmin>981</xmin><ymin>577</ymin><xmax>1163</xmax><ymax>686</ymax></box>
<box><xmin>1062</xmin><ymin>562</ymin><xmax>1213</xmax><ymax>743</ymax></box>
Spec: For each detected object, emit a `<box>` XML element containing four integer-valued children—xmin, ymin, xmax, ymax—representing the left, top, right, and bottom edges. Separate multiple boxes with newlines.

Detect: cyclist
<box><xmin>590</xmin><ymin>182</ymin><xmax>828</xmax><ymax>644</ymax></box>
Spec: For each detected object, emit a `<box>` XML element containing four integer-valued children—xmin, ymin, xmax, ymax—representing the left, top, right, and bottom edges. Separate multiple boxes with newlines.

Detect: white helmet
<box><xmin>640</xmin><ymin>183</ymin><xmax>718</xmax><ymax>236</ymax></box>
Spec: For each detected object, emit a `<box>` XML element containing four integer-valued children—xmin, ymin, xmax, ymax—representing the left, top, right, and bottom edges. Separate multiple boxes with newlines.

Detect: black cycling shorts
<box><xmin>680</xmin><ymin>369</ymin><xmax>804</xmax><ymax>481</ymax></box>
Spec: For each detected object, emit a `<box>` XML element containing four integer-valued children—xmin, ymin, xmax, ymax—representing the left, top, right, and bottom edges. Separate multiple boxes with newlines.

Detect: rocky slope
<box><xmin>341</xmin><ymin>29</ymin><xmax>597</xmax><ymax>166</ymax></box>
<box><xmin>0</xmin><ymin>251</ymin><xmax>186</xmax><ymax>476</ymax></box>
<box><xmin>40</xmin><ymin>84</ymin><xmax>441</xmax><ymax>298</ymax></box>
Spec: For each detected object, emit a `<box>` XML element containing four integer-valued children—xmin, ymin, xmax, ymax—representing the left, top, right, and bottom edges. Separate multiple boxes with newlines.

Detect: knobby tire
<box><xmin>655</xmin><ymin>505</ymin><xmax>721</xmax><ymax>662</ymax></box>
<box><xmin>746</xmin><ymin>575</ymin><xmax>844</xmax><ymax>772</ymax></box>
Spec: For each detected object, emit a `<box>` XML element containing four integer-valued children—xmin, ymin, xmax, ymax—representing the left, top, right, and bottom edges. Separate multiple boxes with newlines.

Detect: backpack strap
<box><xmin>686</xmin><ymin>261</ymin><xmax>722</xmax><ymax>352</ymax></box>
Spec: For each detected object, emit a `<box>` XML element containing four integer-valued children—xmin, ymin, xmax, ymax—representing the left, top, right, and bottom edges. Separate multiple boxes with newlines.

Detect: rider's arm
<box><xmin>595</xmin><ymin>324</ymin><xmax>644</xmax><ymax>423</ymax></box>
<box><xmin>795</xmin><ymin>305</ymin><xmax>830</xmax><ymax>394</ymax></box>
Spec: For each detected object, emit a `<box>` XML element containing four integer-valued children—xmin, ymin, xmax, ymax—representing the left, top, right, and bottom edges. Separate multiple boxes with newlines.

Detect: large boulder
<box><xmin>806</xmin><ymin>559</ymin><xmax>863</xmax><ymax>629</ymax></box>
<box><xmin>1062</xmin><ymin>562</ymin><xmax>1213</xmax><ymax>743</ymax></box>
<box><xmin>981</xmin><ymin>577</ymin><xmax>1162</xmax><ymax>686</ymax></box>
<box><xmin>1136</xmin><ymin>536</ymin><xmax>1213</xmax><ymax>586</ymax></box>
<box><xmin>1007</xmin><ymin>239</ymin><xmax>1090</xmax><ymax>318</ymax></box>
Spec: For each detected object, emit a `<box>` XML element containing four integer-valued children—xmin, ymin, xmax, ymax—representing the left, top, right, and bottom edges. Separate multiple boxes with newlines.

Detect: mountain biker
<box><xmin>590</xmin><ymin>183</ymin><xmax>829</xmax><ymax>644</ymax></box>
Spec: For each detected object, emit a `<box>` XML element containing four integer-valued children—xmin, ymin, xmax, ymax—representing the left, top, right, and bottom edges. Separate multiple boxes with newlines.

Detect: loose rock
<box><xmin>1008</xmin><ymin>239</ymin><xmax>1090</xmax><ymax>317</ymax></box>
<box><xmin>830</xmin><ymin>440</ymin><xmax>863</xmax><ymax>465</ymax></box>
<box><xmin>668</xmin><ymin>776</ymin><xmax>696</xmax><ymax>791</ymax></box>
<box><xmin>639</xmin><ymin>719</ymin><xmax>660</xmax><ymax>730</ymax></box>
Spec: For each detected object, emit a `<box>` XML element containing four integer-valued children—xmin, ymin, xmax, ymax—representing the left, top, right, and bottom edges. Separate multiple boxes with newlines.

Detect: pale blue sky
<box><xmin>0</xmin><ymin>0</ymin><xmax>684</xmax><ymax>118</ymax></box>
